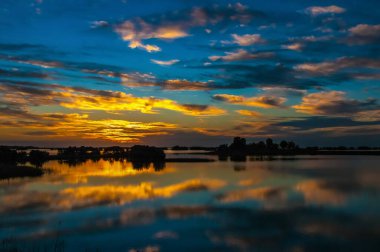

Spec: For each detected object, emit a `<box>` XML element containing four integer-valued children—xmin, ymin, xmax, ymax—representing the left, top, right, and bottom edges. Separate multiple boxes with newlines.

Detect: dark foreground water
<box><xmin>1</xmin><ymin>155</ymin><xmax>379</xmax><ymax>252</ymax></box>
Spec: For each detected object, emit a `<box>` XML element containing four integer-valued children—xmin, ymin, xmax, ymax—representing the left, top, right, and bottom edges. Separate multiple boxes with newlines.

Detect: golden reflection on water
<box><xmin>45</xmin><ymin>159</ymin><xmax>175</xmax><ymax>181</ymax></box>
<box><xmin>1</xmin><ymin>157</ymin><xmax>378</xmax><ymax>214</ymax></box>
<box><xmin>0</xmin><ymin>178</ymin><xmax>226</xmax><ymax>212</ymax></box>
<box><xmin>296</xmin><ymin>180</ymin><xmax>346</xmax><ymax>205</ymax></box>
<box><xmin>1</xmin><ymin>157</ymin><xmax>380</xmax><ymax>252</ymax></box>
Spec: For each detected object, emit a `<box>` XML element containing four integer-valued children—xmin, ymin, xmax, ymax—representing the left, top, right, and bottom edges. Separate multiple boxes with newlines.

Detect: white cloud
<box><xmin>151</xmin><ymin>59</ymin><xmax>180</xmax><ymax>66</ymax></box>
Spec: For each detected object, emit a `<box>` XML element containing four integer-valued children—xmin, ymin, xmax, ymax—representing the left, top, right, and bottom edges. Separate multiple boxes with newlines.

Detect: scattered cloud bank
<box><xmin>305</xmin><ymin>5</ymin><xmax>346</xmax><ymax>16</ymax></box>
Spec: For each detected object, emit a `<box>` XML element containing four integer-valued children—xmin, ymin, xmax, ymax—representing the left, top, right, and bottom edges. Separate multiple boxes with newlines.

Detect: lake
<box><xmin>1</xmin><ymin>155</ymin><xmax>379</xmax><ymax>252</ymax></box>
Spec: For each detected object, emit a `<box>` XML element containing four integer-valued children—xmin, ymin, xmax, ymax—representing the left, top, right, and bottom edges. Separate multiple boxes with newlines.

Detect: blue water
<box><xmin>0</xmin><ymin>155</ymin><xmax>379</xmax><ymax>251</ymax></box>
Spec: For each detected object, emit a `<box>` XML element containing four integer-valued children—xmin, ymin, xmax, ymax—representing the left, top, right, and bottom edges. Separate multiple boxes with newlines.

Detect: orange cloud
<box><xmin>0</xmin><ymin>83</ymin><xmax>225</xmax><ymax>116</ymax></box>
<box><xmin>236</xmin><ymin>110</ymin><xmax>263</xmax><ymax>117</ymax></box>
<box><xmin>282</xmin><ymin>42</ymin><xmax>303</xmax><ymax>51</ymax></box>
<box><xmin>0</xmin><ymin>111</ymin><xmax>178</xmax><ymax>143</ymax></box>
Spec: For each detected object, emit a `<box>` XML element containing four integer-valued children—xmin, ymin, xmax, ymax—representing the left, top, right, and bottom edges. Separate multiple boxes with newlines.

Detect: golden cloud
<box><xmin>236</xmin><ymin>110</ymin><xmax>263</xmax><ymax>117</ymax></box>
<box><xmin>0</xmin><ymin>83</ymin><xmax>225</xmax><ymax>116</ymax></box>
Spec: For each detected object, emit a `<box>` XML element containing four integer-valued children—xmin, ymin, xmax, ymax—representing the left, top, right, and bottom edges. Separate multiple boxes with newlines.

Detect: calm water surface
<box><xmin>1</xmin><ymin>155</ymin><xmax>379</xmax><ymax>251</ymax></box>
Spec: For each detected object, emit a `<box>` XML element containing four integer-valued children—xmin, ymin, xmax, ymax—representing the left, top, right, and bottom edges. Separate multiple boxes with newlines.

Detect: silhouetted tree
<box><xmin>0</xmin><ymin>147</ymin><xmax>18</xmax><ymax>164</ymax></box>
<box><xmin>230</xmin><ymin>137</ymin><xmax>247</xmax><ymax>150</ymax></box>
<box><xmin>280</xmin><ymin>140</ymin><xmax>288</xmax><ymax>150</ymax></box>
<box><xmin>288</xmin><ymin>141</ymin><xmax>296</xmax><ymax>150</ymax></box>
<box><xmin>266</xmin><ymin>138</ymin><xmax>274</xmax><ymax>150</ymax></box>
<box><xmin>129</xmin><ymin>145</ymin><xmax>165</xmax><ymax>161</ymax></box>
<box><xmin>29</xmin><ymin>150</ymin><xmax>49</xmax><ymax>168</ymax></box>
<box><xmin>257</xmin><ymin>141</ymin><xmax>266</xmax><ymax>151</ymax></box>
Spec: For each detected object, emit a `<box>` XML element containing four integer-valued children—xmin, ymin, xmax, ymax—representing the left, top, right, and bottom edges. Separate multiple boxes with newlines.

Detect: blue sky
<box><xmin>0</xmin><ymin>0</ymin><xmax>379</xmax><ymax>146</ymax></box>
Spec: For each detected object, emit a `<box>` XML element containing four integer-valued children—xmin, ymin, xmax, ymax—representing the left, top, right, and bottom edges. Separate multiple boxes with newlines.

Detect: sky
<box><xmin>0</xmin><ymin>0</ymin><xmax>379</xmax><ymax>147</ymax></box>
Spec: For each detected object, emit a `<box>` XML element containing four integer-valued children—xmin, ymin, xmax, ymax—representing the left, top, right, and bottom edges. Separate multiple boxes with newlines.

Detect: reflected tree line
<box><xmin>0</xmin><ymin>145</ymin><xmax>166</xmax><ymax>178</ymax></box>
<box><xmin>0</xmin><ymin>148</ymin><xmax>49</xmax><ymax>179</ymax></box>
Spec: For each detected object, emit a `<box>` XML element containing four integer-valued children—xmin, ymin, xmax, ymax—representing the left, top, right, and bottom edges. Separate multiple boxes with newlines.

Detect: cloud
<box><xmin>59</xmin><ymin>91</ymin><xmax>225</xmax><ymax>116</ymax></box>
<box><xmin>121</xmin><ymin>74</ymin><xmax>212</xmax><ymax>91</ymax></box>
<box><xmin>295</xmin><ymin>57</ymin><xmax>380</xmax><ymax>75</ymax></box>
<box><xmin>114</xmin><ymin>5</ymin><xmax>263</xmax><ymax>52</ymax></box>
<box><xmin>0</xmin><ymin>108</ymin><xmax>178</xmax><ymax>143</ymax></box>
<box><xmin>305</xmin><ymin>5</ymin><xmax>346</xmax><ymax>16</ymax></box>
<box><xmin>213</xmin><ymin>94</ymin><xmax>287</xmax><ymax>108</ymax></box>
<box><xmin>129</xmin><ymin>40</ymin><xmax>161</xmax><ymax>52</ymax></box>
<box><xmin>352</xmin><ymin>110</ymin><xmax>380</xmax><ymax>122</ymax></box>
<box><xmin>209</xmin><ymin>49</ymin><xmax>274</xmax><ymax>62</ymax></box>
<box><xmin>347</xmin><ymin>24</ymin><xmax>380</xmax><ymax>45</ymax></box>
<box><xmin>293</xmin><ymin>91</ymin><xmax>378</xmax><ymax>116</ymax></box>
<box><xmin>115</xmin><ymin>20</ymin><xmax>188</xmax><ymax>52</ymax></box>
<box><xmin>90</xmin><ymin>20</ymin><xmax>109</xmax><ymax>28</ymax></box>
<box><xmin>282</xmin><ymin>42</ymin><xmax>303</xmax><ymax>51</ymax></box>
<box><xmin>260</xmin><ymin>87</ymin><xmax>307</xmax><ymax>97</ymax></box>
<box><xmin>236</xmin><ymin>110</ymin><xmax>262</xmax><ymax>117</ymax></box>
<box><xmin>231</xmin><ymin>34</ymin><xmax>265</xmax><ymax>46</ymax></box>
<box><xmin>151</xmin><ymin>59</ymin><xmax>180</xmax><ymax>66</ymax></box>
<box><xmin>0</xmin><ymin>82</ymin><xmax>225</xmax><ymax>116</ymax></box>
<box><xmin>297</xmin><ymin>125</ymin><xmax>380</xmax><ymax>137</ymax></box>
<box><xmin>199</xmin><ymin>63</ymin><xmax>321</xmax><ymax>90</ymax></box>
<box><xmin>161</xmin><ymin>79</ymin><xmax>211</xmax><ymax>91</ymax></box>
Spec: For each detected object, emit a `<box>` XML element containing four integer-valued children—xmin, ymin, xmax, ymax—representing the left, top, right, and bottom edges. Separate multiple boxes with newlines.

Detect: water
<box><xmin>0</xmin><ymin>155</ymin><xmax>379</xmax><ymax>251</ymax></box>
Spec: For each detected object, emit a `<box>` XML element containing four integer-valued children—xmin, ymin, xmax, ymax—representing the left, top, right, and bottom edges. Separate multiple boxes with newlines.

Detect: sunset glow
<box><xmin>0</xmin><ymin>0</ymin><xmax>379</xmax><ymax>147</ymax></box>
